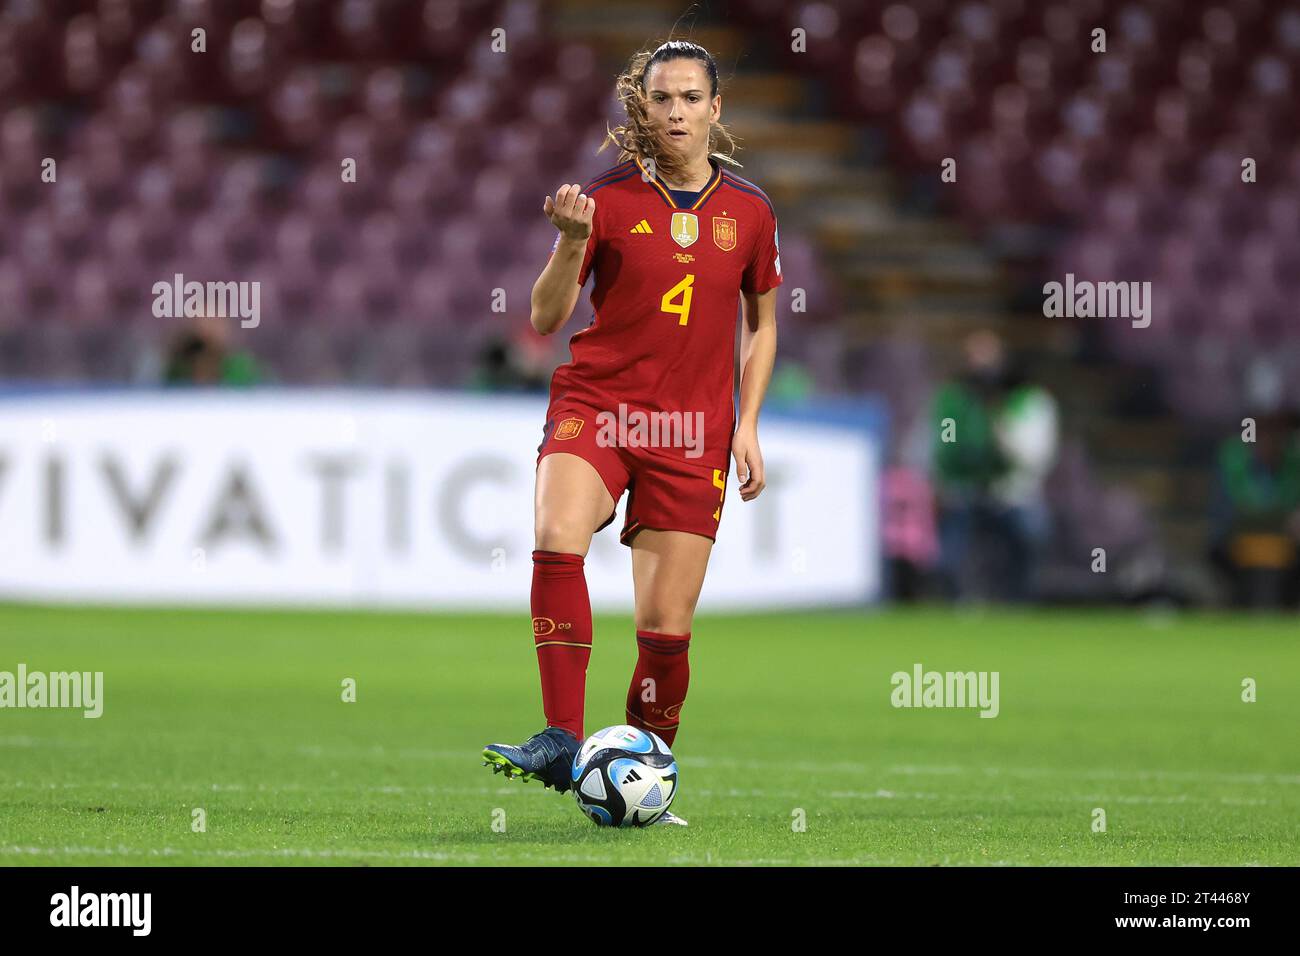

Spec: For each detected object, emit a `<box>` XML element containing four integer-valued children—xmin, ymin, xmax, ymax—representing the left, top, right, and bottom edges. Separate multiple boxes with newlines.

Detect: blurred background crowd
<box><xmin>1</xmin><ymin>0</ymin><xmax>1297</xmax><ymax>607</ymax></box>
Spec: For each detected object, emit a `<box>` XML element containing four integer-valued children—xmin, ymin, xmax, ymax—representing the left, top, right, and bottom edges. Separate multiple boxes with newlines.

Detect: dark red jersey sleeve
<box><xmin>742</xmin><ymin>204</ymin><xmax>782</xmax><ymax>295</ymax></box>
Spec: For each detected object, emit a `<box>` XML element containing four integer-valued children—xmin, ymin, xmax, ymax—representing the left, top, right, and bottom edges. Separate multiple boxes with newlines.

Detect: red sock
<box><xmin>531</xmin><ymin>550</ymin><xmax>591</xmax><ymax>741</ymax></box>
<box><xmin>625</xmin><ymin>630</ymin><xmax>691</xmax><ymax>747</ymax></box>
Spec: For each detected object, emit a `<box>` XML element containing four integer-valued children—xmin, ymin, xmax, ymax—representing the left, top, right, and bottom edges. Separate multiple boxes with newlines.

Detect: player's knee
<box><xmin>534</xmin><ymin>518</ymin><xmax>592</xmax><ymax>556</ymax></box>
<box><xmin>636</xmin><ymin>608</ymin><xmax>693</xmax><ymax>635</ymax></box>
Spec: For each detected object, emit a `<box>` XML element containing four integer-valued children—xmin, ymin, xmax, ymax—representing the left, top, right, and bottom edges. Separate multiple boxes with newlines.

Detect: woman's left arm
<box><xmin>733</xmin><ymin>287</ymin><xmax>778</xmax><ymax>501</ymax></box>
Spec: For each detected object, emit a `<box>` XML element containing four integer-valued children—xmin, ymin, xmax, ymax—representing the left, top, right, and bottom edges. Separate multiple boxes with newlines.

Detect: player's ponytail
<box><xmin>599</xmin><ymin>39</ymin><xmax>742</xmax><ymax>181</ymax></box>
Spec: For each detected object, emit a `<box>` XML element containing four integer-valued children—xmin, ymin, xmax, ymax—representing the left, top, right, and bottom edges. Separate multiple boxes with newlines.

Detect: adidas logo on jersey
<box><xmin>629</xmin><ymin>219</ymin><xmax>653</xmax><ymax>234</ymax></box>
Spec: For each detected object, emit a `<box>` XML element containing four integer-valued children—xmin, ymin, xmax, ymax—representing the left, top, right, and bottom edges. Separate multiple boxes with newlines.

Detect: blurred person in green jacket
<box><xmin>930</xmin><ymin>330</ymin><xmax>1058</xmax><ymax>601</ymax></box>
<box><xmin>1209</xmin><ymin>407</ymin><xmax>1300</xmax><ymax>608</ymax></box>
<box><xmin>163</xmin><ymin>316</ymin><xmax>262</xmax><ymax>387</ymax></box>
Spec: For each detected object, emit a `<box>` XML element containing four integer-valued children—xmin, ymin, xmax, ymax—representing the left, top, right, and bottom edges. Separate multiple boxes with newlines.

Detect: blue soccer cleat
<box><xmin>482</xmin><ymin>727</ymin><xmax>581</xmax><ymax>793</ymax></box>
<box><xmin>653</xmin><ymin>809</ymin><xmax>688</xmax><ymax>826</ymax></box>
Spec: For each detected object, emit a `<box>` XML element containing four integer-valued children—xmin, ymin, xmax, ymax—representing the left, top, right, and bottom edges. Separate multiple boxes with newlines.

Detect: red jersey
<box><xmin>545</xmin><ymin>156</ymin><xmax>782</xmax><ymax>470</ymax></box>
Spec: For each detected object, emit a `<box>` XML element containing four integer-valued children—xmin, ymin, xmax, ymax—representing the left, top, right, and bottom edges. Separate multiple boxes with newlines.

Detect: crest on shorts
<box><xmin>554</xmin><ymin>417</ymin><xmax>583</xmax><ymax>440</ymax></box>
<box><xmin>670</xmin><ymin>212</ymin><xmax>699</xmax><ymax>249</ymax></box>
<box><xmin>712</xmin><ymin>216</ymin><xmax>737</xmax><ymax>252</ymax></box>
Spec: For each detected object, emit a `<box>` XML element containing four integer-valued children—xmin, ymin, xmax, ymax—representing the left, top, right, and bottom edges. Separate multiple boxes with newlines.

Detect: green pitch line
<box><xmin>0</xmin><ymin>603</ymin><xmax>1296</xmax><ymax>866</ymax></box>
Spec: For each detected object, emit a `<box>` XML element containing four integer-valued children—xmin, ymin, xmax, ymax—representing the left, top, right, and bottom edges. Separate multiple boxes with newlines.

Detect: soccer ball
<box><xmin>570</xmin><ymin>725</ymin><xmax>678</xmax><ymax>827</ymax></box>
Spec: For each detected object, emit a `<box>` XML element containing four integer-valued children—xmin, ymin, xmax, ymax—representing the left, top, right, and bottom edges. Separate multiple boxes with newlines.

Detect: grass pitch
<box><xmin>0</xmin><ymin>604</ymin><xmax>1296</xmax><ymax>866</ymax></box>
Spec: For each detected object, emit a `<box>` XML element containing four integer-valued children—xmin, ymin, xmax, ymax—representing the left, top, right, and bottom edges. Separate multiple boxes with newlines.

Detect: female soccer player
<box><xmin>483</xmin><ymin>40</ymin><xmax>782</xmax><ymax>824</ymax></box>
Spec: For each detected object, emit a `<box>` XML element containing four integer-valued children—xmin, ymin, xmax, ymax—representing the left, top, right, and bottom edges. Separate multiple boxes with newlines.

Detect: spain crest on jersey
<box><xmin>712</xmin><ymin>216</ymin><xmax>737</xmax><ymax>252</ymax></box>
<box><xmin>670</xmin><ymin>212</ymin><xmax>699</xmax><ymax>248</ymax></box>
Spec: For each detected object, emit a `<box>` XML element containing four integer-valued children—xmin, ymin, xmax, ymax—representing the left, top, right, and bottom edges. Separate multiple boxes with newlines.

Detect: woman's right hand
<box><xmin>544</xmin><ymin>184</ymin><xmax>595</xmax><ymax>241</ymax></box>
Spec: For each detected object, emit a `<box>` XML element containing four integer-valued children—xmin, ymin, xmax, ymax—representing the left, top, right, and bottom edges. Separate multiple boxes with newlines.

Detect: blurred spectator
<box><xmin>1208</xmin><ymin>408</ymin><xmax>1300</xmax><ymax>608</ymax></box>
<box><xmin>468</xmin><ymin>332</ymin><xmax>548</xmax><ymax>393</ymax></box>
<box><xmin>163</xmin><ymin>316</ymin><xmax>261</xmax><ymax>386</ymax></box>
<box><xmin>768</xmin><ymin>359</ymin><xmax>816</xmax><ymax>402</ymax></box>
<box><xmin>883</xmin><ymin>464</ymin><xmax>940</xmax><ymax>601</ymax></box>
<box><xmin>931</xmin><ymin>330</ymin><xmax>1059</xmax><ymax>601</ymax></box>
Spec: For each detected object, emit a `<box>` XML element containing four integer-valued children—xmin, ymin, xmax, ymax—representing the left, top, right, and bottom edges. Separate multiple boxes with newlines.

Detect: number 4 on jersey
<box><xmin>661</xmin><ymin>274</ymin><xmax>695</xmax><ymax>326</ymax></box>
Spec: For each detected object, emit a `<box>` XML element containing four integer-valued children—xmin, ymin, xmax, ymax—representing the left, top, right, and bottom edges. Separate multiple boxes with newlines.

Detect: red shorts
<box><xmin>536</xmin><ymin>403</ymin><xmax>729</xmax><ymax>546</ymax></box>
